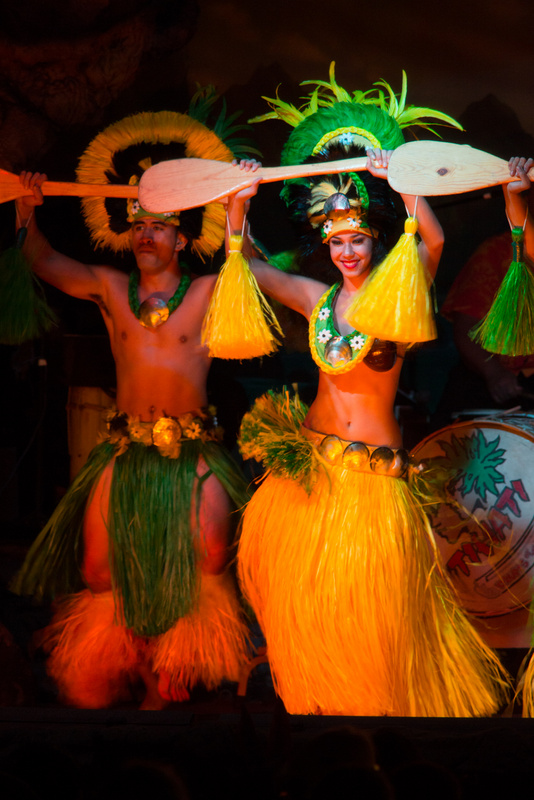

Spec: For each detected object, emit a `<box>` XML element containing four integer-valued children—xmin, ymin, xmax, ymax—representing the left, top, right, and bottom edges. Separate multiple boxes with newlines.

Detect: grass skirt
<box><xmin>41</xmin><ymin>590</ymin><xmax>142</xmax><ymax>708</ymax></box>
<box><xmin>42</xmin><ymin>572</ymin><xmax>250</xmax><ymax>708</ymax></box>
<box><xmin>13</xmin><ymin>437</ymin><xmax>250</xmax><ymax>636</ymax></box>
<box><xmin>238</xmin><ymin>394</ymin><xmax>510</xmax><ymax>717</ymax></box>
<box><xmin>12</xmin><ymin>417</ymin><xmax>252</xmax><ymax>706</ymax></box>
<box><xmin>152</xmin><ymin>571</ymin><xmax>250</xmax><ymax>690</ymax></box>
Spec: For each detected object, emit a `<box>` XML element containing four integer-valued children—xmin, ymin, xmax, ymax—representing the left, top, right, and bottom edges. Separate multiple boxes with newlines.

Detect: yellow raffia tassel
<box><xmin>201</xmin><ymin>234</ymin><xmax>282</xmax><ymax>359</ymax></box>
<box><xmin>345</xmin><ymin>217</ymin><xmax>437</xmax><ymax>343</ymax></box>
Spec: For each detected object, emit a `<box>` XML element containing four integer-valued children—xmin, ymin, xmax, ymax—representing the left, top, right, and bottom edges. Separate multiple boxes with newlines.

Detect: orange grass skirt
<box><xmin>238</xmin><ymin>457</ymin><xmax>510</xmax><ymax>717</ymax></box>
<box><xmin>42</xmin><ymin>571</ymin><xmax>250</xmax><ymax>708</ymax></box>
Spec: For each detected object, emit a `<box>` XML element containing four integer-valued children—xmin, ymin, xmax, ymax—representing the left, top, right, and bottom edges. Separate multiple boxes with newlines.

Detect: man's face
<box><xmin>130</xmin><ymin>217</ymin><xmax>182</xmax><ymax>273</ymax></box>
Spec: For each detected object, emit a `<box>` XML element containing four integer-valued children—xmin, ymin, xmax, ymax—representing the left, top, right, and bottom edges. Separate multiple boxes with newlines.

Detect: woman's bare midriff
<box><xmin>304</xmin><ymin>367</ymin><xmax>403</xmax><ymax>447</ymax></box>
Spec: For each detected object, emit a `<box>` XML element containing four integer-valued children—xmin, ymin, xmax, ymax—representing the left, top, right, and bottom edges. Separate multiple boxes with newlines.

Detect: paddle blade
<box><xmin>388</xmin><ymin>141</ymin><xmax>526</xmax><ymax>196</ymax></box>
<box><xmin>138</xmin><ymin>155</ymin><xmax>369</xmax><ymax>212</ymax></box>
<box><xmin>139</xmin><ymin>159</ymin><xmax>247</xmax><ymax>212</ymax></box>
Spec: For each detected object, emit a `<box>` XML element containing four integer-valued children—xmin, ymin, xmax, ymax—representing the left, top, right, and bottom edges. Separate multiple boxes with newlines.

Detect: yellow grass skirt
<box><xmin>516</xmin><ymin>654</ymin><xmax>534</xmax><ymax>717</ymax></box>
<box><xmin>238</xmin><ymin>402</ymin><xmax>509</xmax><ymax>716</ymax></box>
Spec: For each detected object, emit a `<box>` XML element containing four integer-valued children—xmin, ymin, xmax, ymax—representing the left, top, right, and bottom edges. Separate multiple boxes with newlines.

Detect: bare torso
<box><xmin>91</xmin><ymin>268</ymin><xmax>216</xmax><ymax>420</ymax></box>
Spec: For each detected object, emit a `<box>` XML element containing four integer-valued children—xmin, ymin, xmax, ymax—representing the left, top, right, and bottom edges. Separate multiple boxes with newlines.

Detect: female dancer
<box><xmin>226</xmin><ymin>128</ymin><xmax>510</xmax><ymax>716</ymax></box>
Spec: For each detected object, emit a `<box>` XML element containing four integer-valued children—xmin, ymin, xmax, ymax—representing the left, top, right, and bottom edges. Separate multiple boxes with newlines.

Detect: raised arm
<box><xmin>503</xmin><ymin>156</ymin><xmax>534</xmax><ymax>257</ymax></box>
<box><xmin>366</xmin><ymin>148</ymin><xmax>444</xmax><ymax>280</ymax></box>
<box><xmin>226</xmin><ymin>161</ymin><xmax>325</xmax><ymax>319</ymax></box>
<box><xmin>16</xmin><ymin>172</ymin><xmax>109</xmax><ymax>300</ymax></box>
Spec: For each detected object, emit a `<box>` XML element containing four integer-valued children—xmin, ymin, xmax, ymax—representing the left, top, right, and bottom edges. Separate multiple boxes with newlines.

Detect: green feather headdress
<box><xmin>249</xmin><ymin>64</ymin><xmax>463</xmax><ymax>345</ymax></box>
<box><xmin>250</xmin><ymin>62</ymin><xmax>463</xmax><ymax>165</ymax></box>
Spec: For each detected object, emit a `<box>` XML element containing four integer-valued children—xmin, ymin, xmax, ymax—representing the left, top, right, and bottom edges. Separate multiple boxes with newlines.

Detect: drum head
<box><xmin>412</xmin><ymin>415</ymin><xmax>534</xmax><ymax>617</ymax></box>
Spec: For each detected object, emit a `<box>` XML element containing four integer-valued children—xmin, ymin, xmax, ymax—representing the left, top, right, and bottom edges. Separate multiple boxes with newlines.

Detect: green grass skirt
<box><xmin>12</xmin><ymin>439</ymin><xmax>250</xmax><ymax>637</ymax></box>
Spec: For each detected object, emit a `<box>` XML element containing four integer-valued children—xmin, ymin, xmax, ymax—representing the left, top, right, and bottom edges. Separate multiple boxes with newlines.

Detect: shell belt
<box><xmin>301</xmin><ymin>426</ymin><xmax>409</xmax><ymax>478</ymax></box>
<box><xmin>103</xmin><ymin>409</ymin><xmax>222</xmax><ymax>459</ymax></box>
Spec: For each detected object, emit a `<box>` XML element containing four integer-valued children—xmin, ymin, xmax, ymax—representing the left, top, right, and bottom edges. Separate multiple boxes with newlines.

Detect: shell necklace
<box><xmin>309</xmin><ymin>283</ymin><xmax>373</xmax><ymax>374</ymax></box>
<box><xmin>128</xmin><ymin>267</ymin><xmax>191</xmax><ymax>329</ymax></box>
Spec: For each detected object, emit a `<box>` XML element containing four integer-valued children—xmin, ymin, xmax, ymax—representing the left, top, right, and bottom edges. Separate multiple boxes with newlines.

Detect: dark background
<box><xmin>1</xmin><ymin>8</ymin><xmax>534</xmax><ymax>786</ymax></box>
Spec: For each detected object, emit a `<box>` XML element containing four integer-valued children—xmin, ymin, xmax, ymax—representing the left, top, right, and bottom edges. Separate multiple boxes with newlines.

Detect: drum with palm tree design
<box><xmin>412</xmin><ymin>414</ymin><xmax>534</xmax><ymax>618</ymax></box>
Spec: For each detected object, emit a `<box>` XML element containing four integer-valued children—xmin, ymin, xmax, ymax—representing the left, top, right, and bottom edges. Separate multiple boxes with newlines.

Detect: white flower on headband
<box><xmin>317</xmin><ymin>329</ymin><xmax>333</xmax><ymax>344</ymax></box>
<box><xmin>317</xmin><ymin>132</ymin><xmax>361</xmax><ymax>157</ymax></box>
<box><xmin>318</xmin><ymin>308</ymin><xmax>331</xmax><ymax>321</ymax></box>
<box><xmin>321</xmin><ymin>214</ymin><xmax>360</xmax><ymax>237</ymax></box>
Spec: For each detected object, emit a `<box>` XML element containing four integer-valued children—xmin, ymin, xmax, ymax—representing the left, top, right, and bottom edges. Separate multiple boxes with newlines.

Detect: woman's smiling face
<box><xmin>328</xmin><ymin>231</ymin><xmax>374</xmax><ymax>281</ymax></box>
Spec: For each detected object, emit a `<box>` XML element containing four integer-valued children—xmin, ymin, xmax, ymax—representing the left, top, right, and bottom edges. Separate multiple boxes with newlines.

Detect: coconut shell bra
<box><xmin>309</xmin><ymin>283</ymin><xmax>397</xmax><ymax>375</ymax></box>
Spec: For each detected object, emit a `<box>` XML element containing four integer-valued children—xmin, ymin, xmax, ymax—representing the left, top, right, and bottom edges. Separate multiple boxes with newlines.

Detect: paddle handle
<box><xmin>39</xmin><ymin>181</ymin><xmax>138</xmax><ymax>199</ymax></box>
<box><xmin>4</xmin><ymin>159</ymin><xmax>366</xmax><ymax>207</ymax></box>
<box><xmin>251</xmin><ymin>157</ymin><xmax>368</xmax><ymax>183</ymax></box>
<box><xmin>0</xmin><ymin>169</ymin><xmax>139</xmax><ymax>205</ymax></box>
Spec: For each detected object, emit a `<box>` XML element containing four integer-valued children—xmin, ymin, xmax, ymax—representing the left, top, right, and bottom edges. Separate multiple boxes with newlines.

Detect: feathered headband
<box><xmin>307</xmin><ymin>174</ymin><xmax>377</xmax><ymax>242</ymax></box>
<box><xmin>250</xmin><ymin>62</ymin><xmax>462</xmax><ymax>246</ymax></box>
<box><xmin>76</xmin><ymin>86</ymin><xmax>259</xmax><ymax>260</ymax></box>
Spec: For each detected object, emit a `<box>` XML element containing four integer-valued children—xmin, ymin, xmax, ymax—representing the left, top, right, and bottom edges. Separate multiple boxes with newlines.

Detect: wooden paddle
<box><xmin>137</xmin><ymin>140</ymin><xmax>534</xmax><ymax>211</ymax></box>
<box><xmin>387</xmin><ymin>141</ymin><xmax>534</xmax><ymax>196</ymax></box>
<box><xmin>2</xmin><ymin>141</ymin><xmax>532</xmax><ymax>208</ymax></box>
<box><xmin>0</xmin><ymin>169</ymin><xmax>138</xmax><ymax>204</ymax></box>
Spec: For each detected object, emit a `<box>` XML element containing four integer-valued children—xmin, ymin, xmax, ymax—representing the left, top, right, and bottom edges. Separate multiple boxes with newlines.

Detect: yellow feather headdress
<box><xmin>76</xmin><ymin>110</ymin><xmax>234</xmax><ymax>260</ymax></box>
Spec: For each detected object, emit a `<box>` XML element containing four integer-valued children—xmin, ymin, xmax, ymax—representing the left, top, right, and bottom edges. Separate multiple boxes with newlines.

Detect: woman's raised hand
<box><xmin>507</xmin><ymin>156</ymin><xmax>533</xmax><ymax>194</ymax></box>
<box><xmin>226</xmin><ymin>159</ymin><xmax>262</xmax><ymax>229</ymax></box>
<box><xmin>365</xmin><ymin>148</ymin><xmax>393</xmax><ymax>180</ymax></box>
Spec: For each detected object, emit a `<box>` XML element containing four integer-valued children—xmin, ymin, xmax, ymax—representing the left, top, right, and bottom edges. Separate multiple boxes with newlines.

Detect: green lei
<box><xmin>128</xmin><ymin>266</ymin><xmax>191</xmax><ymax>323</ymax></box>
<box><xmin>309</xmin><ymin>283</ymin><xmax>373</xmax><ymax>374</ymax></box>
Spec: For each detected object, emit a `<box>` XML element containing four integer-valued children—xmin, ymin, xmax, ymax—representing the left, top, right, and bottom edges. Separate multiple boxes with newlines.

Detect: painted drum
<box><xmin>411</xmin><ymin>414</ymin><xmax>534</xmax><ymax>618</ymax></box>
